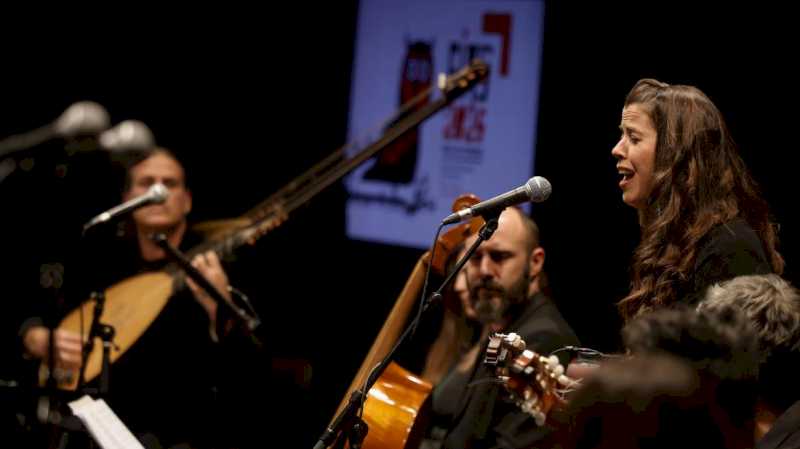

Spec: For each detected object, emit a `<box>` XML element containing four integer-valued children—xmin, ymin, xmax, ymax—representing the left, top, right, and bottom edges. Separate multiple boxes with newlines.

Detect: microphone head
<box><xmin>525</xmin><ymin>176</ymin><xmax>552</xmax><ymax>203</ymax></box>
<box><xmin>99</xmin><ymin>120</ymin><xmax>156</xmax><ymax>153</ymax></box>
<box><xmin>148</xmin><ymin>182</ymin><xmax>169</xmax><ymax>203</ymax></box>
<box><xmin>53</xmin><ymin>101</ymin><xmax>111</xmax><ymax>138</ymax></box>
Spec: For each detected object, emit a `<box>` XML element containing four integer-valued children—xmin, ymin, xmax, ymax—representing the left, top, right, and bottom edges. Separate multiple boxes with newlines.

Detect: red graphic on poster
<box><xmin>364</xmin><ymin>41</ymin><xmax>432</xmax><ymax>184</ymax></box>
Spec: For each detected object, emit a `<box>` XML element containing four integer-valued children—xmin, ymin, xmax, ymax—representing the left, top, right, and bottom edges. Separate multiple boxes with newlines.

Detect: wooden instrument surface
<box><xmin>40</xmin><ymin>271</ymin><xmax>175</xmax><ymax>390</ymax></box>
<box><xmin>361</xmin><ymin>362</ymin><xmax>432</xmax><ymax>449</ymax></box>
<box><xmin>40</xmin><ymin>63</ymin><xmax>489</xmax><ymax>436</ymax></box>
<box><xmin>329</xmin><ymin>194</ymin><xmax>485</xmax><ymax>448</ymax></box>
<box><xmin>484</xmin><ymin>333</ymin><xmax>578</xmax><ymax>426</ymax></box>
<box><xmin>333</xmin><ymin>256</ymin><xmax>431</xmax><ymax>421</ymax></box>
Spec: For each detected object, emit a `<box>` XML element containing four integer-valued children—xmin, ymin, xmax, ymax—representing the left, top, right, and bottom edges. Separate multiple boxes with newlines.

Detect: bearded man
<box><xmin>427</xmin><ymin>207</ymin><xmax>579</xmax><ymax>449</ymax></box>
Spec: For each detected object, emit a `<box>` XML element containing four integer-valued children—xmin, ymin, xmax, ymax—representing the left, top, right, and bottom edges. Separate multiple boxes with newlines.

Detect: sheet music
<box><xmin>68</xmin><ymin>395</ymin><xmax>145</xmax><ymax>449</ymax></box>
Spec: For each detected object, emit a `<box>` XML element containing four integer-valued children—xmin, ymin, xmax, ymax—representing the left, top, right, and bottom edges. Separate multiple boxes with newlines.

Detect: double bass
<box><xmin>323</xmin><ymin>195</ymin><xmax>485</xmax><ymax>449</ymax></box>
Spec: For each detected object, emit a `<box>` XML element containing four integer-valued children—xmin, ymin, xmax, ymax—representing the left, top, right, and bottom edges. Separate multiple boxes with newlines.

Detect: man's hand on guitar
<box><xmin>186</xmin><ymin>251</ymin><xmax>232</xmax><ymax>335</ymax></box>
<box><xmin>23</xmin><ymin>326</ymin><xmax>83</xmax><ymax>370</ymax></box>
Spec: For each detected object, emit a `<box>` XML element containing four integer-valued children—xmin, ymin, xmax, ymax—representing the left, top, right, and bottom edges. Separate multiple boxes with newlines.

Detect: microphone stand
<box><xmin>312</xmin><ymin>214</ymin><xmax>501</xmax><ymax>449</ymax></box>
<box><xmin>75</xmin><ymin>189</ymin><xmax>169</xmax><ymax>395</ymax></box>
<box><xmin>78</xmin><ymin>291</ymin><xmax>116</xmax><ymax>397</ymax></box>
<box><xmin>46</xmin><ymin>198</ymin><xmax>122</xmax><ymax>448</ymax></box>
<box><xmin>39</xmin><ymin>283</ymin><xmax>68</xmax><ymax>448</ymax></box>
<box><xmin>74</xmin><ymin>223</ymin><xmax>122</xmax><ymax>399</ymax></box>
<box><xmin>150</xmin><ymin>233</ymin><xmax>261</xmax><ymax>333</ymax></box>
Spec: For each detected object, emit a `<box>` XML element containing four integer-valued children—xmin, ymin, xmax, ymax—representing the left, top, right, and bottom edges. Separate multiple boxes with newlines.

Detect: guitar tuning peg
<box><xmin>503</xmin><ymin>332</ymin><xmax>526</xmax><ymax>351</ymax></box>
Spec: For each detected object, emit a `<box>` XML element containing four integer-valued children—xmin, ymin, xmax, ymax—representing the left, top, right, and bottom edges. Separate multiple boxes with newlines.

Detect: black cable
<box><xmin>410</xmin><ymin>222</ymin><xmax>445</xmax><ymax>338</ymax></box>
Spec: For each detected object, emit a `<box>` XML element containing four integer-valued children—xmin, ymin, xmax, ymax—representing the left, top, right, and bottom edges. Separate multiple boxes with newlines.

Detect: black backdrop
<box><xmin>1</xmin><ymin>3</ymin><xmax>798</xmax><ymax>446</ymax></box>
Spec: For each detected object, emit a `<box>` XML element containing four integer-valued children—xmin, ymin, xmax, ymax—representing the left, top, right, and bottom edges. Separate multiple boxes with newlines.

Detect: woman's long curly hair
<box><xmin>617</xmin><ymin>79</ymin><xmax>783</xmax><ymax>321</ymax></box>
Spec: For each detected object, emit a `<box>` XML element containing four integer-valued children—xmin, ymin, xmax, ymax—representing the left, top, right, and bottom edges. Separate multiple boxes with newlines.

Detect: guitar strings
<box><xmin>466</xmin><ymin>377</ymin><xmax>507</xmax><ymax>388</ymax></box>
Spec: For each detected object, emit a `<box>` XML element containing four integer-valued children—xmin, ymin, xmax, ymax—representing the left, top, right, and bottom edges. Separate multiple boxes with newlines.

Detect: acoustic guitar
<box><xmin>483</xmin><ymin>333</ymin><xmax>580</xmax><ymax>426</ymax></box>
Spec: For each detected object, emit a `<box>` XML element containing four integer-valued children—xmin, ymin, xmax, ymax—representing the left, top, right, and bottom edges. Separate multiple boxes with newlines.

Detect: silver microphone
<box><xmin>83</xmin><ymin>183</ymin><xmax>169</xmax><ymax>232</ymax></box>
<box><xmin>53</xmin><ymin>101</ymin><xmax>111</xmax><ymax>138</ymax></box>
<box><xmin>442</xmin><ymin>176</ymin><xmax>552</xmax><ymax>225</ymax></box>
<box><xmin>0</xmin><ymin>101</ymin><xmax>111</xmax><ymax>157</ymax></box>
<box><xmin>98</xmin><ymin>120</ymin><xmax>156</xmax><ymax>153</ymax></box>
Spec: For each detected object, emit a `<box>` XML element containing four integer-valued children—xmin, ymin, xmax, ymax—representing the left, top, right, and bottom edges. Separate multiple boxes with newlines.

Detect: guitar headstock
<box><xmin>241</xmin><ymin>204</ymin><xmax>289</xmax><ymax>246</ymax></box>
<box><xmin>438</xmin><ymin>58</ymin><xmax>489</xmax><ymax>99</ymax></box>
<box><xmin>485</xmin><ymin>333</ymin><xmax>578</xmax><ymax>426</ymax></box>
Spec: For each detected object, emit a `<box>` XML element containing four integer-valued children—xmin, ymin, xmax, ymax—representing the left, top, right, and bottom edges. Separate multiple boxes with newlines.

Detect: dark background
<box><xmin>1</xmin><ymin>2</ymin><xmax>798</xmax><ymax>447</ymax></box>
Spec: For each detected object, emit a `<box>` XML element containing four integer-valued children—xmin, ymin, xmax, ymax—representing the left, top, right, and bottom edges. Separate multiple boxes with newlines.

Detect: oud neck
<box><xmin>186</xmin><ymin>233</ymin><xmax>238</xmax><ymax>261</ymax></box>
<box><xmin>183</xmin><ymin>214</ymin><xmax>276</xmax><ymax>262</ymax></box>
<box><xmin>177</xmin><ymin>60</ymin><xmax>488</xmax><ymax>265</ymax></box>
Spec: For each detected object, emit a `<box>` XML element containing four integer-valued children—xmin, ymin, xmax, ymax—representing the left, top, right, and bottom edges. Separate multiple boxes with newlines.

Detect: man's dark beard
<box><xmin>469</xmin><ymin>267</ymin><xmax>530</xmax><ymax>325</ymax></box>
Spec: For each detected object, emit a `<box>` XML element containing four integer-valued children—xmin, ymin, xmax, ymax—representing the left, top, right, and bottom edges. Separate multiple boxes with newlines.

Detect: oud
<box><xmin>41</xmin><ymin>60</ymin><xmax>490</xmax><ymax>394</ymax></box>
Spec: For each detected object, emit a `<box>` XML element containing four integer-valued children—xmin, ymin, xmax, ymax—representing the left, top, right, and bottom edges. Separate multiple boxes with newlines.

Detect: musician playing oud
<box><xmin>20</xmin><ymin>148</ymin><xmax>240</xmax><ymax>448</ymax></box>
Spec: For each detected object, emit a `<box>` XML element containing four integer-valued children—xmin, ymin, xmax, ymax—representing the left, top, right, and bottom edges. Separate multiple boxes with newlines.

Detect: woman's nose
<box><xmin>611</xmin><ymin>139</ymin><xmax>625</xmax><ymax>160</ymax></box>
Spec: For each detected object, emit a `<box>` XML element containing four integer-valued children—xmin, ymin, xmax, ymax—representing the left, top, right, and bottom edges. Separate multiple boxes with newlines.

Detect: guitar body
<box><xmin>328</xmin><ymin>194</ymin><xmax>486</xmax><ymax>449</ymax></box>
<box><xmin>361</xmin><ymin>362</ymin><xmax>432</xmax><ymax>449</ymax></box>
<box><xmin>39</xmin><ymin>271</ymin><xmax>175</xmax><ymax>390</ymax></box>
